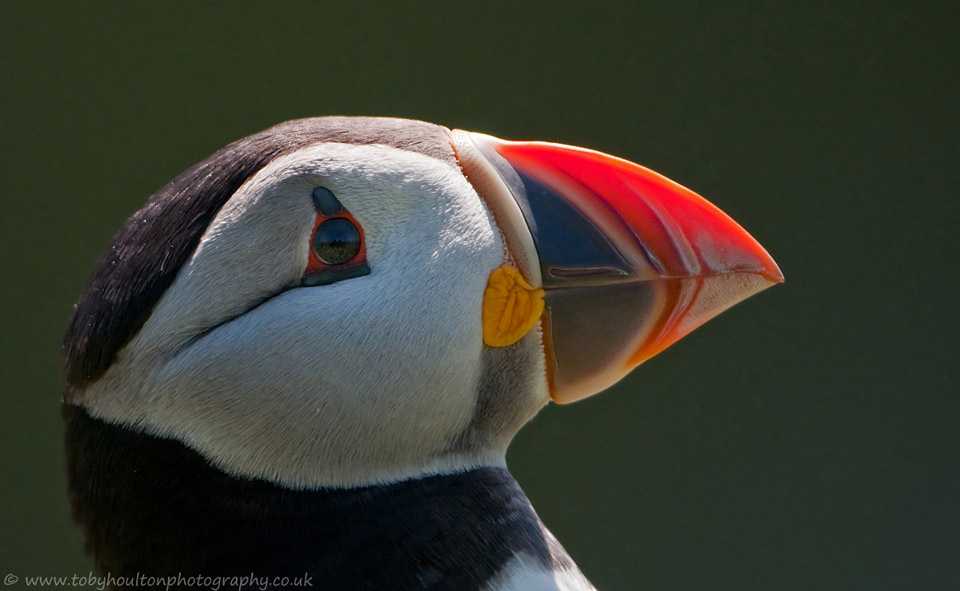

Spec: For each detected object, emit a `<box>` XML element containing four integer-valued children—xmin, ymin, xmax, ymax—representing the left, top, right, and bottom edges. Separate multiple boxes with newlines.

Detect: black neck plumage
<box><xmin>64</xmin><ymin>406</ymin><xmax>560</xmax><ymax>590</ymax></box>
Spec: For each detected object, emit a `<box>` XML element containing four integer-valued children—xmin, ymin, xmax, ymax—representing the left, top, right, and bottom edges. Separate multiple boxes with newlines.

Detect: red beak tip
<box><xmin>758</xmin><ymin>253</ymin><xmax>785</xmax><ymax>285</ymax></box>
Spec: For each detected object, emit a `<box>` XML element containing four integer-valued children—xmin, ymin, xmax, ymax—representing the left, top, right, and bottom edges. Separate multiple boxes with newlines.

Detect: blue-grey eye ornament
<box><xmin>303</xmin><ymin>188</ymin><xmax>370</xmax><ymax>286</ymax></box>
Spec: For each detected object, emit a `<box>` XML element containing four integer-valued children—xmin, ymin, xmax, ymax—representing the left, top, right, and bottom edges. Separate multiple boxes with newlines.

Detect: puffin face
<box><xmin>66</xmin><ymin>117</ymin><xmax>781</xmax><ymax>489</ymax></box>
<box><xmin>77</xmin><ymin>140</ymin><xmax>528</xmax><ymax>487</ymax></box>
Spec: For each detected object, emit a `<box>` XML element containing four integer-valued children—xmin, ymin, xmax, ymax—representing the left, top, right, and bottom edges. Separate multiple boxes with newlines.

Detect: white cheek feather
<box><xmin>81</xmin><ymin>142</ymin><xmax>516</xmax><ymax>488</ymax></box>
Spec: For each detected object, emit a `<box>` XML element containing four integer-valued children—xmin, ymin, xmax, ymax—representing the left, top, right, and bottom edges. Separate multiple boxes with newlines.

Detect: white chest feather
<box><xmin>484</xmin><ymin>552</ymin><xmax>597</xmax><ymax>591</ymax></box>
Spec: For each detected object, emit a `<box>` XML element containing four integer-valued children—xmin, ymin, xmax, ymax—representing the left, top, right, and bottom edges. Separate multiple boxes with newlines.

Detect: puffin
<box><xmin>62</xmin><ymin>116</ymin><xmax>782</xmax><ymax>590</ymax></box>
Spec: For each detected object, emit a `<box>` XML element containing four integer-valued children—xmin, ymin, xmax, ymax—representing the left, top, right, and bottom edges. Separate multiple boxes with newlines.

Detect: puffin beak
<box><xmin>450</xmin><ymin>131</ymin><xmax>784</xmax><ymax>403</ymax></box>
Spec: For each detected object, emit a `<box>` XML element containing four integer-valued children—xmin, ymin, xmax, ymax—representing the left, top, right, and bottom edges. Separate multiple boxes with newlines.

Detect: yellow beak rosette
<box><xmin>482</xmin><ymin>265</ymin><xmax>545</xmax><ymax>347</ymax></box>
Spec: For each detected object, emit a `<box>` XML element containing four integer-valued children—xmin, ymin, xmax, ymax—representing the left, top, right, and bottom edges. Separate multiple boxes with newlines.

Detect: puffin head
<box><xmin>64</xmin><ymin>117</ymin><xmax>782</xmax><ymax>490</ymax></box>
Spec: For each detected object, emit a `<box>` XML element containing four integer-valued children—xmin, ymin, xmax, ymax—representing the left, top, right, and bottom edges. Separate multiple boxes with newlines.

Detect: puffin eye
<box><xmin>313</xmin><ymin>218</ymin><xmax>362</xmax><ymax>265</ymax></box>
<box><xmin>303</xmin><ymin>188</ymin><xmax>369</xmax><ymax>287</ymax></box>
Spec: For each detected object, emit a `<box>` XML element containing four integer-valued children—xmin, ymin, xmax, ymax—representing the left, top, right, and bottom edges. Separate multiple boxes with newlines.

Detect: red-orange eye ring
<box><xmin>303</xmin><ymin>188</ymin><xmax>370</xmax><ymax>286</ymax></box>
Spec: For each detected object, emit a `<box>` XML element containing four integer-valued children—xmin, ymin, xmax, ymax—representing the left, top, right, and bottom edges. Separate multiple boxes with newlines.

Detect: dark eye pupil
<box><xmin>313</xmin><ymin>218</ymin><xmax>361</xmax><ymax>265</ymax></box>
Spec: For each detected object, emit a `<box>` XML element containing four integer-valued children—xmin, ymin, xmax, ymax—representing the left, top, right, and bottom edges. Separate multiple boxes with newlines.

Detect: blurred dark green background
<box><xmin>1</xmin><ymin>2</ymin><xmax>956</xmax><ymax>589</ymax></box>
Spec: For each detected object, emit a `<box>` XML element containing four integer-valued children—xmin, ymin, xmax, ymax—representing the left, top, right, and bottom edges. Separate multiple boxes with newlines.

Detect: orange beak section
<box><xmin>451</xmin><ymin>131</ymin><xmax>783</xmax><ymax>403</ymax></box>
